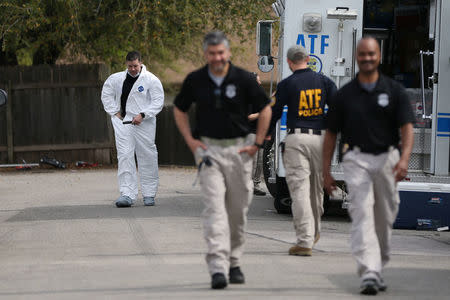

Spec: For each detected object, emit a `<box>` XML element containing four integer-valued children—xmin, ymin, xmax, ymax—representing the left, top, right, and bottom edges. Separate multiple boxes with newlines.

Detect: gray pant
<box><xmin>194</xmin><ymin>135</ymin><xmax>254</xmax><ymax>275</ymax></box>
<box><xmin>282</xmin><ymin>131</ymin><xmax>324</xmax><ymax>248</ymax></box>
<box><xmin>342</xmin><ymin>147</ymin><xmax>400</xmax><ymax>281</ymax></box>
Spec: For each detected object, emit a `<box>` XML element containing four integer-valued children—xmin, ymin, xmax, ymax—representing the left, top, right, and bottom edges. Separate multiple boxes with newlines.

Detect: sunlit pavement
<box><xmin>0</xmin><ymin>167</ymin><xmax>449</xmax><ymax>299</ymax></box>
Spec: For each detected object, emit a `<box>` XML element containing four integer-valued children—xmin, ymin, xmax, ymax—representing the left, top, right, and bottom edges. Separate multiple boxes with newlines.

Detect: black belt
<box><xmin>348</xmin><ymin>145</ymin><xmax>390</xmax><ymax>155</ymax></box>
<box><xmin>288</xmin><ymin>128</ymin><xmax>322</xmax><ymax>135</ymax></box>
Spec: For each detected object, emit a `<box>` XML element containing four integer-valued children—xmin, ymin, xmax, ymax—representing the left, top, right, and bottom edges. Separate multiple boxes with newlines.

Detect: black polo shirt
<box><xmin>327</xmin><ymin>73</ymin><xmax>415</xmax><ymax>154</ymax></box>
<box><xmin>120</xmin><ymin>72</ymin><xmax>139</xmax><ymax>118</ymax></box>
<box><xmin>174</xmin><ymin>63</ymin><xmax>271</xmax><ymax>139</ymax></box>
<box><xmin>270</xmin><ymin>68</ymin><xmax>337</xmax><ymax>132</ymax></box>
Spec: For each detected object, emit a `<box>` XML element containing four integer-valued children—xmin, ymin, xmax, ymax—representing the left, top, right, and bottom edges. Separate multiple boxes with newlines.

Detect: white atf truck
<box><xmin>257</xmin><ymin>0</ymin><xmax>450</xmax><ymax>230</ymax></box>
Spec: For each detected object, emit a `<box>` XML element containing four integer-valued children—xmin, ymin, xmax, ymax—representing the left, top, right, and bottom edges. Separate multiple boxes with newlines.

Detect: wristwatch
<box><xmin>140</xmin><ymin>112</ymin><xmax>145</xmax><ymax>118</ymax></box>
<box><xmin>254</xmin><ymin>142</ymin><xmax>264</xmax><ymax>149</ymax></box>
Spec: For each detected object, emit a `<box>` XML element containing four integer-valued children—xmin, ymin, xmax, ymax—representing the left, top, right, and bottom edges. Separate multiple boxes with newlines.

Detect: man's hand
<box><xmin>395</xmin><ymin>123</ymin><xmax>413</xmax><ymax>182</ymax></box>
<box><xmin>238</xmin><ymin>144</ymin><xmax>258</xmax><ymax>156</ymax></box>
<box><xmin>248</xmin><ymin>113</ymin><xmax>259</xmax><ymax>122</ymax></box>
<box><xmin>323</xmin><ymin>172</ymin><xmax>337</xmax><ymax>196</ymax></box>
<box><xmin>394</xmin><ymin>158</ymin><xmax>408</xmax><ymax>182</ymax></box>
<box><xmin>132</xmin><ymin>114</ymin><xmax>143</xmax><ymax>125</ymax></box>
<box><xmin>186</xmin><ymin>138</ymin><xmax>207</xmax><ymax>154</ymax></box>
<box><xmin>115</xmin><ymin>112</ymin><xmax>123</xmax><ymax>120</ymax></box>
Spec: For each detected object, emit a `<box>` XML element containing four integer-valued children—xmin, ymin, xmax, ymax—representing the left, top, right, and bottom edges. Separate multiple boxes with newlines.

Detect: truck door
<box><xmin>362</xmin><ymin>0</ymin><xmax>450</xmax><ymax>177</ymax></box>
<box><xmin>431</xmin><ymin>0</ymin><xmax>450</xmax><ymax>175</ymax></box>
<box><xmin>277</xmin><ymin>0</ymin><xmax>364</xmax><ymax>180</ymax></box>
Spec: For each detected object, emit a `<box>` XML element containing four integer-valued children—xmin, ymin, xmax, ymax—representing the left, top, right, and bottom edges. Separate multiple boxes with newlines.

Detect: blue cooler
<box><xmin>394</xmin><ymin>182</ymin><xmax>450</xmax><ymax>230</ymax></box>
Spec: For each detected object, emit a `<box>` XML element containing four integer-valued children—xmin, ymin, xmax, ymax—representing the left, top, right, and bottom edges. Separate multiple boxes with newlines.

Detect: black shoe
<box><xmin>360</xmin><ymin>278</ymin><xmax>379</xmax><ymax>295</ymax></box>
<box><xmin>377</xmin><ymin>277</ymin><xmax>387</xmax><ymax>292</ymax></box>
<box><xmin>229</xmin><ymin>267</ymin><xmax>245</xmax><ymax>284</ymax></box>
<box><xmin>211</xmin><ymin>273</ymin><xmax>227</xmax><ymax>289</ymax></box>
<box><xmin>253</xmin><ymin>187</ymin><xmax>266</xmax><ymax>196</ymax></box>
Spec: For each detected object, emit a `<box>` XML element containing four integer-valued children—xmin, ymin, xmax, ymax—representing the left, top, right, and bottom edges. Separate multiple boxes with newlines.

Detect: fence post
<box><xmin>6</xmin><ymin>80</ymin><xmax>13</xmax><ymax>163</ymax></box>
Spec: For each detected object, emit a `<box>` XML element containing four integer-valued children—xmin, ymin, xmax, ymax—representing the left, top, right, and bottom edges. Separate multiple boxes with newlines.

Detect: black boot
<box><xmin>211</xmin><ymin>273</ymin><xmax>227</xmax><ymax>289</ymax></box>
<box><xmin>229</xmin><ymin>267</ymin><xmax>245</xmax><ymax>284</ymax></box>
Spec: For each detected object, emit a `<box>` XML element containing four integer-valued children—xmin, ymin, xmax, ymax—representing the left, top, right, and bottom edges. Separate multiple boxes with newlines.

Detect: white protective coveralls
<box><xmin>101</xmin><ymin>64</ymin><xmax>164</xmax><ymax>200</ymax></box>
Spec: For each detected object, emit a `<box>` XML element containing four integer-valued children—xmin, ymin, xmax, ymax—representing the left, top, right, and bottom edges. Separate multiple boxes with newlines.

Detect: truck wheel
<box><xmin>263</xmin><ymin>139</ymin><xmax>292</xmax><ymax>214</ymax></box>
<box><xmin>262</xmin><ymin>139</ymin><xmax>277</xmax><ymax>197</ymax></box>
<box><xmin>274</xmin><ymin>195</ymin><xmax>292</xmax><ymax>214</ymax></box>
<box><xmin>274</xmin><ymin>172</ymin><xmax>292</xmax><ymax>214</ymax></box>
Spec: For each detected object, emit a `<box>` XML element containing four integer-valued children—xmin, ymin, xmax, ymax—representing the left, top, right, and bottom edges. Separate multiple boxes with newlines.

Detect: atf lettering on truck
<box><xmin>296</xmin><ymin>34</ymin><xmax>330</xmax><ymax>54</ymax></box>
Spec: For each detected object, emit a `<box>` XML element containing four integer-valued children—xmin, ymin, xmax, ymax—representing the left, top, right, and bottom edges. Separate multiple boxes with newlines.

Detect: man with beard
<box><xmin>173</xmin><ymin>31</ymin><xmax>271</xmax><ymax>289</ymax></box>
<box><xmin>323</xmin><ymin>37</ymin><xmax>414</xmax><ymax>295</ymax></box>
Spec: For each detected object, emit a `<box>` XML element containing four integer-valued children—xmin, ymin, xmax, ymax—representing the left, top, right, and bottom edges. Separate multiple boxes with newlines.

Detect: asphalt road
<box><xmin>0</xmin><ymin>167</ymin><xmax>449</xmax><ymax>299</ymax></box>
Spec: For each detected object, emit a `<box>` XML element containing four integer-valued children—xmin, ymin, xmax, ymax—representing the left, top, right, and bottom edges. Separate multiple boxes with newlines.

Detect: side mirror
<box><xmin>256</xmin><ymin>20</ymin><xmax>274</xmax><ymax>57</ymax></box>
<box><xmin>0</xmin><ymin>89</ymin><xmax>7</xmax><ymax>107</ymax></box>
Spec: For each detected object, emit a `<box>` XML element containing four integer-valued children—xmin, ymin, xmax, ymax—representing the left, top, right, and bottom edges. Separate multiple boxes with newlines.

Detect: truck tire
<box><xmin>263</xmin><ymin>139</ymin><xmax>292</xmax><ymax>214</ymax></box>
<box><xmin>262</xmin><ymin>139</ymin><xmax>277</xmax><ymax>198</ymax></box>
<box><xmin>274</xmin><ymin>174</ymin><xmax>292</xmax><ymax>214</ymax></box>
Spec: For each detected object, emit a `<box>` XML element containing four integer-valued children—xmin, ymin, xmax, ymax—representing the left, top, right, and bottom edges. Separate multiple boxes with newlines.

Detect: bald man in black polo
<box><xmin>323</xmin><ymin>37</ymin><xmax>414</xmax><ymax>295</ymax></box>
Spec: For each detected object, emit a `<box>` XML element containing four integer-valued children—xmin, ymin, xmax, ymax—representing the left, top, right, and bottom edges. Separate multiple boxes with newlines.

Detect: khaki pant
<box><xmin>194</xmin><ymin>135</ymin><xmax>254</xmax><ymax>275</ymax></box>
<box><xmin>342</xmin><ymin>147</ymin><xmax>400</xmax><ymax>281</ymax></box>
<box><xmin>282</xmin><ymin>131</ymin><xmax>324</xmax><ymax>248</ymax></box>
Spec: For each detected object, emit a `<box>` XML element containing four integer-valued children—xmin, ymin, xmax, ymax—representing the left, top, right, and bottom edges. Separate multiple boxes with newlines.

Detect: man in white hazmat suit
<box><xmin>101</xmin><ymin>51</ymin><xmax>164</xmax><ymax>207</ymax></box>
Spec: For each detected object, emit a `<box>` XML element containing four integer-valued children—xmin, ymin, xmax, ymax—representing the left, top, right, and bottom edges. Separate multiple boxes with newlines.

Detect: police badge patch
<box><xmin>378</xmin><ymin>93</ymin><xmax>389</xmax><ymax>107</ymax></box>
<box><xmin>225</xmin><ymin>84</ymin><xmax>236</xmax><ymax>99</ymax></box>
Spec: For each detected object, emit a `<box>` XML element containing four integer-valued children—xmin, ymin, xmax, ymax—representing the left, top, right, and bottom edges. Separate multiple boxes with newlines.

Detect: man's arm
<box><xmin>133</xmin><ymin>76</ymin><xmax>165</xmax><ymax>125</ymax></box>
<box><xmin>239</xmin><ymin>104</ymin><xmax>271</xmax><ymax>156</ymax></box>
<box><xmin>394</xmin><ymin>122</ymin><xmax>414</xmax><ymax>182</ymax></box>
<box><xmin>143</xmin><ymin>76</ymin><xmax>165</xmax><ymax>118</ymax></box>
<box><xmin>255</xmin><ymin>105</ymin><xmax>271</xmax><ymax>145</ymax></box>
<box><xmin>322</xmin><ymin>130</ymin><xmax>337</xmax><ymax>195</ymax></box>
<box><xmin>101</xmin><ymin>75</ymin><xmax>121</xmax><ymax>118</ymax></box>
<box><xmin>267</xmin><ymin>89</ymin><xmax>285</xmax><ymax>135</ymax></box>
<box><xmin>173</xmin><ymin>106</ymin><xmax>206</xmax><ymax>154</ymax></box>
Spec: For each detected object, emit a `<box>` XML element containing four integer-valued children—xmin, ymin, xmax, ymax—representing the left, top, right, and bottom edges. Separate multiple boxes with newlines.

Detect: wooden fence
<box><xmin>0</xmin><ymin>64</ymin><xmax>195</xmax><ymax>166</ymax></box>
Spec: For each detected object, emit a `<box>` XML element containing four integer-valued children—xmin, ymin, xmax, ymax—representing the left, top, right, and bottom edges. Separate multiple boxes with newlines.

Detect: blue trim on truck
<box><xmin>437</xmin><ymin>117</ymin><xmax>450</xmax><ymax>133</ymax></box>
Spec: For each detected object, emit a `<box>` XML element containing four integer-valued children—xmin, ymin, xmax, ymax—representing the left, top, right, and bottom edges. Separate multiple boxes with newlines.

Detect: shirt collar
<box><xmin>354</xmin><ymin>72</ymin><xmax>387</xmax><ymax>93</ymax></box>
<box><xmin>203</xmin><ymin>62</ymin><xmax>235</xmax><ymax>83</ymax></box>
<box><xmin>127</xmin><ymin>70</ymin><xmax>140</xmax><ymax>78</ymax></box>
<box><xmin>293</xmin><ymin>68</ymin><xmax>312</xmax><ymax>74</ymax></box>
